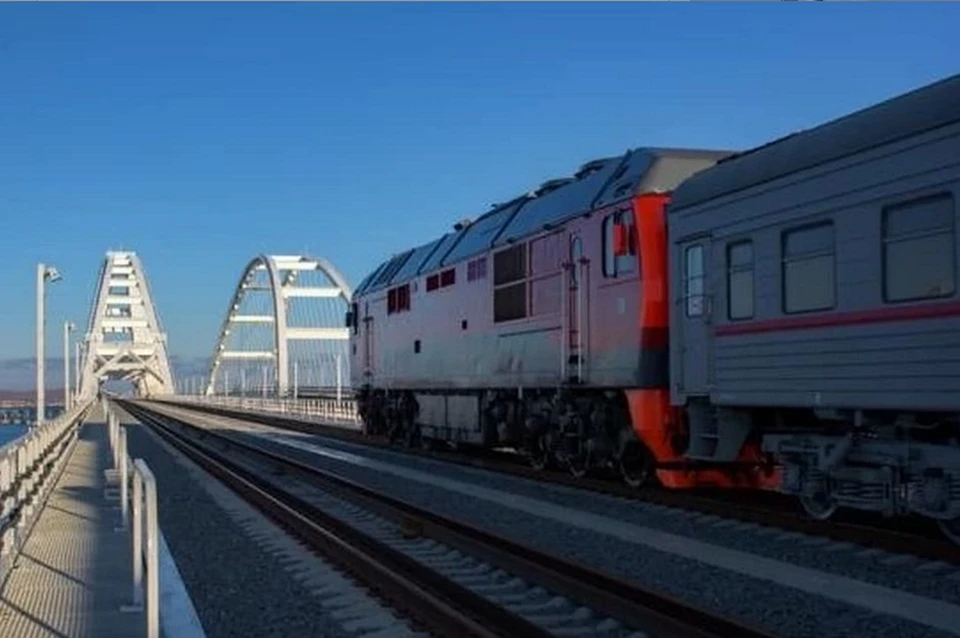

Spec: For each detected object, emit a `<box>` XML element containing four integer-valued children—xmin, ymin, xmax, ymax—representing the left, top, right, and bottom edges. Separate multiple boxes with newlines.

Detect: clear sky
<box><xmin>1</xmin><ymin>3</ymin><xmax>957</xmax><ymax>363</ymax></box>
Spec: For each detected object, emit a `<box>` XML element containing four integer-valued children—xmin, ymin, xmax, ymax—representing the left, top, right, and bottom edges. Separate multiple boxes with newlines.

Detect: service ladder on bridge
<box><xmin>0</xmin><ymin>405</ymin><xmax>151</xmax><ymax>637</ymax></box>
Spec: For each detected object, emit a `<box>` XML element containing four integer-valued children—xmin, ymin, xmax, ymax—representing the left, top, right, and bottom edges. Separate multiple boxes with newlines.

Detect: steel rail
<box><xmin>122</xmin><ymin>403</ymin><xmax>543</xmax><ymax>638</ymax></box>
<box><xmin>125</xmin><ymin>400</ymin><xmax>774</xmax><ymax>638</ymax></box>
<box><xmin>161</xmin><ymin>398</ymin><xmax>960</xmax><ymax>565</ymax></box>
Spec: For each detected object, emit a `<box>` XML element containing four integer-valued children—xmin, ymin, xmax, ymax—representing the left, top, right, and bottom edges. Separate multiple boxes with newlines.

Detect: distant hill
<box><xmin>0</xmin><ymin>388</ymin><xmax>66</xmax><ymax>402</ymax></box>
<box><xmin>0</xmin><ymin>356</ymin><xmax>210</xmax><ymax>393</ymax></box>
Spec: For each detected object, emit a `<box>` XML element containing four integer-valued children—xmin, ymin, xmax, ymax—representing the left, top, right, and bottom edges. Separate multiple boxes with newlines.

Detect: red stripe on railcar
<box><xmin>715</xmin><ymin>299</ymin><xmax>960</xmax><ymax>336</ymax></box>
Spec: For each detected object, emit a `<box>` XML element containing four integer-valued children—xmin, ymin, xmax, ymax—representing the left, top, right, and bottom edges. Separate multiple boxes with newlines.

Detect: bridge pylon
<box><xmin>78</xmin><ymin>251</ymin><xmax>174</xmax><ymax>399</ymax></box>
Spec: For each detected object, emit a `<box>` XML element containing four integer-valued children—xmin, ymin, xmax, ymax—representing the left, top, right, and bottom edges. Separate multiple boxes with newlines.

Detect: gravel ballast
<box><xmin>253</xmin><ymin>427</ymin><xmax>960</xmax><ymax>605</ymax></box>
<box><xmin>143</xmin><ymin>402</ymin><xmax>960</xmax><ymax>638</ymax></box>
<box><xmin>122</xmin><ymin>419</ymin><xmax>421</xmax><ymax>638</ymax></box>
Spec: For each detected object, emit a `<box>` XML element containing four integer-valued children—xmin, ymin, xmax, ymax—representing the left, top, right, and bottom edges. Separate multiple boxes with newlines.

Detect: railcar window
<box><xmin>782</xmin><ymin>222</ymin><xmax>835</xmax><ymax>313</ymax></box>
<box><xmin>494</xmin><ymin>243</ymin><xmax>528</xmax><ymax>322</ymax></box>
<box><xmin>494</xmin><ymin>244</ymin><xmax>526</xmax><ymax>286</ymax></box>
<box><xmin>883</xmin><ymin>193</ymin><xmax>955</xmax><ymax>302</ymax></box>
<box><xmin>467</xmin><ymin>257</ymin><xmax>487</xmax><ymax>281</ymax></box>
<box><xmin>440</xmin><ymin>268</ymin><xmax>456</xmax><ymax>287</ymax></box>
<box><xmin>387</xmin><ymin>283</ymin><xmax>411</xmax><ymax>315</ymax></box>
<box><xmin>727</xmin><ymin>241</ymin><xmax>754</xmax><ymax>319</ymax></box>
<box><xmin>602</xmin><ymin>210</ymin><xmax>637</xmax><ymax>277</ymax></box>
<box><xmin>685</xmin><ymin>245</ymin><xmax>704</xmax><ymax>317</ymax></box>
<box><xmin>494</xmin><ymin>283</ymin><xmax>526</xmax><ymax>322</ymax></box>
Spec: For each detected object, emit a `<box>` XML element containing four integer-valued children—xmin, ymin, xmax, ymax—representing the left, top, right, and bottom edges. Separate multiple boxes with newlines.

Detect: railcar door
<box><xmin>678</xmin><ymin>238</ymin><xmax>712</xmax><ymax>395</ymax></box>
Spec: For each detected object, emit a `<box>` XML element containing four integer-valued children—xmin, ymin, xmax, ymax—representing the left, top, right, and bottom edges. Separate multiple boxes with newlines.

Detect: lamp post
<box><xmin>36</xmin><ymin>263</ymin><xmax>62</xmax><ymax>427</ymax></box>
<box><xmin>64</xmin><ymin>321</ymin><xmax>75</xmax><ymax>411</ymax></box>
<box><xmin>75</xmin><ymin>340</ymin><xmax>82</xmax><ymax>406</ymax></box>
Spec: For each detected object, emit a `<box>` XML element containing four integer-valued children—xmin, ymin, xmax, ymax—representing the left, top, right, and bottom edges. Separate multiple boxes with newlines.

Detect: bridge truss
<box><xmin>204</xmin><ymin>255</ymin><xmax>353</xmax><ymax>398</ymax></box>
<box><xmin>78</xmin><ymin>251</ymin><xmax>175</xmax><ymax>399</ymax></box>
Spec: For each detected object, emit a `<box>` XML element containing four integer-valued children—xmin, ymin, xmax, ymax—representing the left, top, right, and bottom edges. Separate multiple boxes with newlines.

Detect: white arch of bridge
<box><xmin>204</xmin><ymin>254</ymin><xmax>353</xmax><ymax>397</ymax></box>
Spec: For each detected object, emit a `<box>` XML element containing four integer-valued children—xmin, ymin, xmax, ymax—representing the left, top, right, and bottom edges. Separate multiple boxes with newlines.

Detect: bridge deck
<box><xmin>0</xmin><ymin>412</ymin><xmax>145</xmax><ymax>638</ymax></box>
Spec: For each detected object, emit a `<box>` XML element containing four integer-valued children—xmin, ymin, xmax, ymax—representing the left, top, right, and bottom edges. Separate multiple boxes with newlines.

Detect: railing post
<box><xmin>107</xmin><ymin>413</ymin><xmax>114</xmax><ymax>459</ymax></box>
<box><xmin>119</xmin><ymin>429</ymin><xmax>129</xmax><ymax>531</ymax></box>
<box><xmin>109</xmin><ymin>412</ymin><xmax>120</xmax><ymax>471</ymax></box>
<box><xmin>140</xmin><ymin>461</ymin><xmax>159</xmax><ymax>638</ymax></box>
<box><xmin>131</xmin><ymin>470</ymin><xmax>143</xmax><ymax>608</ymax></box>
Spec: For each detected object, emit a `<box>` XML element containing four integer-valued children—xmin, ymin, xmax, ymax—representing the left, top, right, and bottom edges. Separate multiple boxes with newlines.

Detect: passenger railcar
<box><xmin>667</xmin><ymin>74</ymin><xmax>960</xmax><ymax>540</ymax></box>
<box><xmin>348</xmin><ymin>72</ymin><xmax>960</xmax><ymax>541</ymax></box>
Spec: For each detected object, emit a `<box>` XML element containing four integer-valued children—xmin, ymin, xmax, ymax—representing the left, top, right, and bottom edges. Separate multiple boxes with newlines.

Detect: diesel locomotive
<box><xmin>348</xmin><ymin>73</ymin><xmax>960</xmax><ymax>542</ymax></box>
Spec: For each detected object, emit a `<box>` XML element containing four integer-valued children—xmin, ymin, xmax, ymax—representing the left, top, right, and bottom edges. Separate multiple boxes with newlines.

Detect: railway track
<box><xmin>153</xmin><ymin>398</ymin><xmax>960</xmax><ymax>565</ymax></box>
<box><xmin>122</xmin><ymin>399</ymin><xmax>772</xmax><ymax>638</ymax></box>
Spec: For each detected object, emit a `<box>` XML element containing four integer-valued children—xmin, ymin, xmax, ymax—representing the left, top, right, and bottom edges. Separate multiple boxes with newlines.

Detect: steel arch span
<box><xmin>79</xmin><ymin>251</ymin><xmax>175</xmax><ymax>400</ymax></box>
<box><xmin>205</xmin><ymin>254</ymin><xmax>353</xmax><ymax>397</ymax></box>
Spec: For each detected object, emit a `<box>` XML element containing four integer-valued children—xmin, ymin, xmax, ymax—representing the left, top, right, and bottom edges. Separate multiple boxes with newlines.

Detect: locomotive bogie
<box><xmin>356</xmin><ymin>383</ymin><xmax>646</xmax><ymax>480</ymax></box>
<box><xmin>764</xmin><ymin>430</ymin><xmax>960</xmax><ymax>535</ymax></box>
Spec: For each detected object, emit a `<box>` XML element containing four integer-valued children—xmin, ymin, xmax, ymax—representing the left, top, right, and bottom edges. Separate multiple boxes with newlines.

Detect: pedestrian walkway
<box><xmin>0</xmin><ymin>412</ymin><xmax>145</xmax><ymax>638</ymax></box>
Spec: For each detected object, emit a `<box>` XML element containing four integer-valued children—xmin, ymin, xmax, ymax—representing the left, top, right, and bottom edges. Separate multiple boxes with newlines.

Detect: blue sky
<box><xmin>1</xmin><ymin>3</ymin><xmax>957</xmax><ymax>366</ymax></box>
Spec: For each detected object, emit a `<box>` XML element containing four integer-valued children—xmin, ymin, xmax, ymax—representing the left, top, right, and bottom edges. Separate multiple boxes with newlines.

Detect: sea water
<box><xmin>0</xmin><ymin>423</ymin><xmax>29</xmax><ymax>449</ymax></box>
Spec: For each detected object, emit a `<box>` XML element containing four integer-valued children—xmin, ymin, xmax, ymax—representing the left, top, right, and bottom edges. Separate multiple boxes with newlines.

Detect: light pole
<box><xmin>36</xmin><ymin>263</ymin><xmax>62</xmax><ymax>427</ymax></box>
<box><xmin>63</xmin><ymin>321</ymin><xmax>75</xmax><ymax>411</ymax></box>
<box><xmin>75</xmin><ymin>340</ymin><xmax>82</xmax><ymax>406</ymax></box>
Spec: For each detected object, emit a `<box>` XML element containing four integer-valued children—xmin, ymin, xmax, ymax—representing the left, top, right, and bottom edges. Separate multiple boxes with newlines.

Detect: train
<box><xmin>347</xmin><ymin>72</ymin><xmax>960</xmax><ymax>543</ymax></box>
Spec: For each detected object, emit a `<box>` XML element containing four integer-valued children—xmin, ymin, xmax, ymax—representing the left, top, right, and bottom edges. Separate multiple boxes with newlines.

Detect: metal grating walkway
<box><xmin>0</xmin><ymin>417</ymin><xmax>145</xmax><ymax>638</ymax></box>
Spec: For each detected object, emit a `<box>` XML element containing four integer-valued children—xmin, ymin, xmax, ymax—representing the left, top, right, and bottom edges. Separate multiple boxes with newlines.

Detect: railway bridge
<box><xmin>1</xmin><ymin>239</ymin><xmax>958</xmax><ymax>638</ymax></box>
<box><xmin>0</xmin><ymin>249</ymin><xmax>362</xmax><ymax>638</ymax></box>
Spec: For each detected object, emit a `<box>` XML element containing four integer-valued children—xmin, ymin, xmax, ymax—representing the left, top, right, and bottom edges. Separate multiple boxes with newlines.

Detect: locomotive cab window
<box><xmin>782</xmin><ymin>222</ymin><xmax>835</xmax><ymax>314</ymax></box>
<box><xmin>603</xmin><ymin>210</ymin><xmax>637</xmax><ymax>277</ymax></box>
<box><xmin>883</xmin><ymin>193</ymin><xmax>955</xmax><ymax>302</ymax></box>
<box><xmin>685</xmin><ymin>245</ymin><xmax>705</xmax><ymax>317</ymax></box>
<box><xmin>727</xmin><ymin>240</ymin><xmax>754</xmax><ymax>320</ymax></box>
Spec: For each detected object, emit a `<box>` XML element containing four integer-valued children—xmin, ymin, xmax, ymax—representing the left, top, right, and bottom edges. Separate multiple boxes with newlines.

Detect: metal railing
<box><xmin>0</xmin><ymin>399</ymin><xmax>92</xmax><ymax>586</ymax></box>
<box><xmin>106</xmin><ymin>405</ymin><xmax>160</xmax><ymax>638</ymax></box>
<box><xmin>174</xmin><ymin>394</ymin><xmax>362</xmax><ymax>426</ymax></box>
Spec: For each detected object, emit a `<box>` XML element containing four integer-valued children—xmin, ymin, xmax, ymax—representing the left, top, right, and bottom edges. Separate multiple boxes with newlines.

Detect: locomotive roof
<box><xmin>354</xmin><ymin>147</ymin><xmax>729</xmax><ymax>297</ymax></box>
<box><xmin>669</xmin><ymin>73</ymin><xmax>960</xmax><ymax>211</ymax></box>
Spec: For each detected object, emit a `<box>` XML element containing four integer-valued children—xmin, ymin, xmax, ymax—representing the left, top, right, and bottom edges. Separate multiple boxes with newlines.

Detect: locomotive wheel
<box><xmin>568</xmin><ymin>451</ymin><xmax>588</xmax><ymax>479</ymax></box>
<box><xmin>403</xmin><ymin>423</ymin><xmax>421</xmax><ymax>449</ymax></box>
<box><xmin>528</xmin><ymin>436</ymin><xmax>551</xmax><ymax>471</ymax></box>
<box><xmin>620</xmin><ymin>443</ymin><xmax>655</xmax><ymax>488</ymax></box>
<box><xmin>939</xmin><ymin>517</ymin><xmax>960</xmax><ymax>545</ymax></box>
<box><xmin>799</xmin><ymin>492</ymin><xmax>838</xmax><ymax>520</ymax></box>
